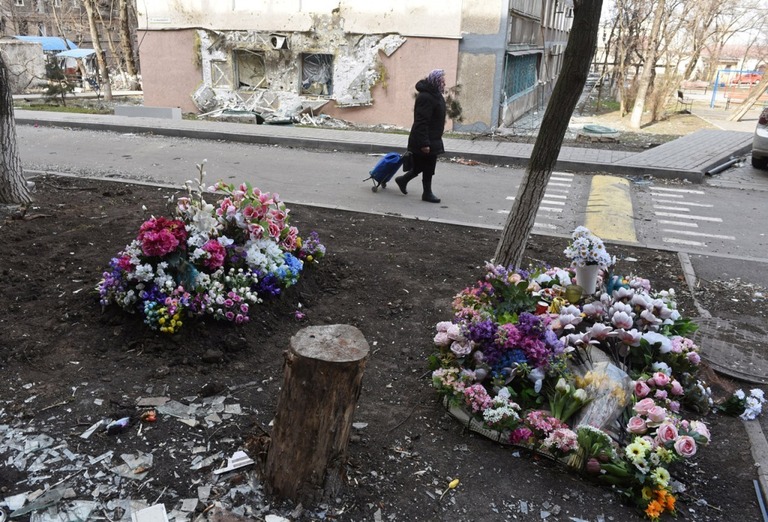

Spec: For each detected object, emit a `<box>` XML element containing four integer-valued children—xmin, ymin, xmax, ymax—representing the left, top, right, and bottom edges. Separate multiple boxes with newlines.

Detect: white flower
<box><xmin>615</xmin><ymin>328</ymin><xmax>642</xmax><ymax>346</ymax></box>
<box><xmin>643</xmin><ymin>332</ymin><xmax>672</xmax><ymax>353</ymax></box>
<box><xmin>611</xmin><ymin>311</ymin><xmax>634</xmax><ymax>330</ymax></box>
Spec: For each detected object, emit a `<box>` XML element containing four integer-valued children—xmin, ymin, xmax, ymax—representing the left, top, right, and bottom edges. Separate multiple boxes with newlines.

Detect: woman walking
<box><xmin>395</xmin><ymin>69</ymin><xmax>446</xmax><ymax>203</ymax></box>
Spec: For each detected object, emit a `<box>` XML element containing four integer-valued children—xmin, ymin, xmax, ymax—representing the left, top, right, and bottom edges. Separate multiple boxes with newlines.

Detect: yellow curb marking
<box><xmin>584</xmin><ymin>175</ymin><xmax>638</xmax><ymax>243</ymax></box>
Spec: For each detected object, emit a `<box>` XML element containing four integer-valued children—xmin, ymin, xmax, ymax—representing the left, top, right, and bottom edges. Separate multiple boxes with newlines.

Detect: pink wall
<box><xmin>139</xmin><ymin>30</ymin><xmax>201</xmax><ymax>114</ymax></box>
<box><xmin>321</xmin><ymin>37</ymin><xmax>459</xmax><ymax>129</ymax></box>
<box><xmin>138</xmin><ymin>31</ymin><xmax>457</xmax><ymax>127</ymax></box>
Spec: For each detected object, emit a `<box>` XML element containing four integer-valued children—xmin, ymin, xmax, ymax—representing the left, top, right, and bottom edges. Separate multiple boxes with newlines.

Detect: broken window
<box><xmin>234</xmin><ymin>49</ymin><xmax>266</xmax><ymax>90</ymax></box>
<box><xmin>210</xmin><ymin>59</ymin><xmax>233</xmax><ymax>89</ymax></box>
<box><xmin>301</xmin><ymin>53</ymin><xmax>333</xmax><ymax>96</ymax></box>
<box><xmin>503</xmin><ymin>52</ymin><xmax>539</xmax><ymax>100</ymax></box>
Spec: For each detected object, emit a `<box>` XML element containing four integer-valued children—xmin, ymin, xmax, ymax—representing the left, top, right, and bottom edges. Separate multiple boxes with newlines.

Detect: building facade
<box><xmin>142</xmin><ymin>1</ymin><xmax>573</xmax><ymax>130</ymax></box>
<box><xmin>0</xmin><ymin>0</ymin><xmax>138</xmax><ymax>70</ymax></box>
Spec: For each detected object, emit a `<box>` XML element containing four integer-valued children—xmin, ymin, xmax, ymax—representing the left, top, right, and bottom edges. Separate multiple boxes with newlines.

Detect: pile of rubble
<box><xmin>0</xmin><ymin>382</ymin><xmax>306</xmax><ymax>521</ymax></box>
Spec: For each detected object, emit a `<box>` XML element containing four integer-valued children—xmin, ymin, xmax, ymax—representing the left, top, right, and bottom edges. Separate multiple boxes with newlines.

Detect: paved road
<box><xmin>17</xmin><ymin>125</ymin><xmax>768</xmax><ymax>270</ymax></box>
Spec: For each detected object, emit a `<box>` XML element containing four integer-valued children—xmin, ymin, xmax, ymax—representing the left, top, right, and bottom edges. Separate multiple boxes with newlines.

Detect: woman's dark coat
<box><xmin>407</xmin><ymin>79</ymin><xmax>446</xmax><ymax>155</ymax></box>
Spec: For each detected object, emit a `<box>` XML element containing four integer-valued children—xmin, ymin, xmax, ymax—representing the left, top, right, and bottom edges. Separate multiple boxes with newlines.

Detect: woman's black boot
<box><xmin>395</xmin><ymin>171</ymin><xmax>418</xmax><ymax>195</ymax></box>
<box><xmin>421</xmin><ymin>177</ymin><xmax>441</xmax><ymax>203</ymax></box>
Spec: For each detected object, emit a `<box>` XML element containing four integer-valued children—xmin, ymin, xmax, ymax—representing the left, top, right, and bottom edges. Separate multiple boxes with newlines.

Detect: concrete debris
<box><xmin>132</xmin><ymin>503</ymin><xmax>169</xmax><ymax>522</ymax></box>
<box><xmin>0</xmin><ymin>390</ymin><xmax>289</xmax><ymax>522</ymax></box>
<box><xmin>213</xmin><ymin>451</ymin><xmax>254</xmax><ymax>475</ymax></box>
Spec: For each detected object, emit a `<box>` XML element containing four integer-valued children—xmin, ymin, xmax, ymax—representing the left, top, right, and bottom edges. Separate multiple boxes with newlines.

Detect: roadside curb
<box><xmin>678</xmin><ymin>253</ymin><xmax>768</xmax><ymax>513</ymax></box>
<box><xmin>14</xmin><ymin>114</ymin><xmax>711</xmax><ymax>184</ymax></box>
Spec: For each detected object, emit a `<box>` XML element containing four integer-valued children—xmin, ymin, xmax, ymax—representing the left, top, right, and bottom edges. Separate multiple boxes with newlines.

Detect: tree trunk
<box><xmin>494</xmin><ymin>0</ymin><xmax>604</xmax><ymax>269</ymax></box>
<box><xmin>0</xmin><ymin>52</ymin><xmax>32</xmax><ymax>206</ymax></box>
<box><xmin>629</xmin><ymin>0</ymin><xmax>666</xmax><ymax>128</ymax></box>
<box><xmin>118</xmin><ymin>0</ymin><xmax>140</xmax><ymax>90</ymax></box>
<box><xmin>83</xmin><ymin>0</ymin><xmax>113</xmax><ymax>102</ymax></box>
<box><xmin>265</xmin><ymin>325</ymin><xmax>370</xmax><ymax>504</ymax></box>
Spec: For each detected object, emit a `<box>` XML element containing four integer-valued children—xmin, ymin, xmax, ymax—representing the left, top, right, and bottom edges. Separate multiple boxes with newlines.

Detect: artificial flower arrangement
<box><xmin>429</xmin><ymin>232</ymin><xmax>719</xmax><ymax>520</ymax></box>
<box><xmin>97</xmin><ymin>162</ymin><xmax>326</xmax><ymax>333</ymax></box>
<box><xmin>564</xmin><ymin>226</ymin><xmax>614</xmax><ymax>268</ymax></box>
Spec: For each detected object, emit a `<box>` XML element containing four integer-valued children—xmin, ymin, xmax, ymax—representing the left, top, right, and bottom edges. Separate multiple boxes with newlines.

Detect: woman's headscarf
<box><xmin>426</xmin><ymin>69</ymin><xmax>445</xmax><ymax>93</ymax></box>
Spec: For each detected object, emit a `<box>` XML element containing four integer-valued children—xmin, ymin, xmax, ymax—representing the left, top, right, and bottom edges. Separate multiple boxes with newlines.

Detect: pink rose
<box><xmin>450</xmin><ymin>341</ymin><xmax>472</xmax><ymax>356</ymax></box>
<box><xmin>647</xmin><ymin>406</ymin><xmax>667</xmax><ymax>424</ymax></box>
<box><xmin>669</xmin><ymin>401</ymin><xmax>680</xmax><ymax>413</ymax></box>
<box><xmin>651</xmin><ymin>372</ymin><xmax>670</xmax><ymax>388</ymax></box>
<box><xmin>634</xmin><ymin>398</ymin><xmax>656</xmax><ymax>416</ymax></box>
<box><xmin>634</xmin><ymin>380</ymin><xmax>651</xmax><ymax>399</ymax></box>
<box><xmin>433</xmin><ymin>332</ymin><xmax>450</xmax><ymax>346</ymax></box>
<box><xmin>654</xmin><ymin>389</ymin><xmax>668</xmax><ymax>400</ymax></box>
<box><xmin>509</xmin><ymin>273</ymin><xmax>522</xmax><ymax>283</ymax></box>
<box><xmin>674</xmin><ymin>435</ymin><xmax>697</xmax><ymax>458</ymax></box>
<box><xmin>655</xmin><ymin>422</ymin><xmax>678</xmax><ymax>444</ymax></box>
<box><xmin>627</xmin><ymin>415</ymin><xmax>648</xmax><ymax>434</ymax></box>
<box><xmin>687</xmin><ymin>352</ymin><xmax>701</xmax><ymax>365</ymax></box>
<box><xmin>670</xmin><ymin>380</ymin><xmax>684</xmax><ymax>396</ymax></box>
<box><xmin>202</xmin><ymin>239</ymin><xmax>226</xmax><ymax>270</ymax></box>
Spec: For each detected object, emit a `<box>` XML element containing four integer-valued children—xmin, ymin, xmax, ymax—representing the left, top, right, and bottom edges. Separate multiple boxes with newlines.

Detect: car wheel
<box><xmin>752</xmin><ymin>155</ymin><xmax>768</xmax><ymax>169</ymax></box>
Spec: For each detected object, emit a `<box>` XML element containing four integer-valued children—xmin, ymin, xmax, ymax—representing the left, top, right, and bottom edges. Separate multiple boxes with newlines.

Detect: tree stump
<box><xmin>264</xmin><ymin>324</ymin><xmax>370</xmax><ymax>504</ymax></box>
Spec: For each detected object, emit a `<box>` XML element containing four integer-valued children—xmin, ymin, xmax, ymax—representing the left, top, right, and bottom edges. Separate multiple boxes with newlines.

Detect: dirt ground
<box><xmin>0</xmin><ymin>175</ymin><xmax>764</xmax><ymax>522</ymax></box>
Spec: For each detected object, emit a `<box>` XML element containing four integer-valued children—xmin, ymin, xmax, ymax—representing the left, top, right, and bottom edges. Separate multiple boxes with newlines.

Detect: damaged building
<box><xmin>138</xmin><ymin>0</ymin><xmax>573</xmax><ymax>131</ymax></box>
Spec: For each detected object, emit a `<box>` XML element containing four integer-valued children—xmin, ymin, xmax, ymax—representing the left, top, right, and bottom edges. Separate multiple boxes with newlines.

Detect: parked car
<box><xmin>735</xmin><ymin>72</ymin><xmax>762</xmax><ymax>85</ymax></box>
<box><xmin>752</xmin><ymin>107</ymin><xmax>768</xmax><ymax>169</ymax></box>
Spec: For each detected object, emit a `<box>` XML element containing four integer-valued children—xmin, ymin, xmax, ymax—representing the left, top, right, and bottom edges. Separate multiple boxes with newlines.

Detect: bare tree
<box><xmin>494</xmin><ymin>0</ymin><xmax>603</xmax><ymax>268</ymax></box>
<box><xmin>83</xmin><ymin>0</ymin><xmax>113</xmax><ymax>101</ymax></box>
<box><xmin>0</xmin><ymin>51</ymin><xmax>32</xmax><ymax>206</ymax></box>
<box><xmin>118</xmin><ymin>0</ymin><xmax>140</xmax><ymax>90</ymax></box>
<box><xmin>628</xmin><ymin>0</ymin><xmax>666</xmax><ymax>128</ymax></box>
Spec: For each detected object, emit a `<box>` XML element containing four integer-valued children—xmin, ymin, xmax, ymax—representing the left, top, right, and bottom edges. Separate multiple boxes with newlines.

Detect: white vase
<box><xmin>575</xmin><ymin>264</ymin><xmax>600</xmax><ymax>295</ymax></box>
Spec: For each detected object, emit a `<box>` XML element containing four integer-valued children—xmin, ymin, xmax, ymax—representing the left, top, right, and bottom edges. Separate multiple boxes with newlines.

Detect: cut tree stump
<box><xmin>264</xmin><ymin>324</ymin><xmax>370</xmax><ymax>504</ymax></box>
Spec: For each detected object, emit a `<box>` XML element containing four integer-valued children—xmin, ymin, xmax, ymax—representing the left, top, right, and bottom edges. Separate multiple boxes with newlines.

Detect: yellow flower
<box><xmin>650</xmin><ymin>467</ymin><xmax>670</xmax><ymax>488</ymax></box>
<box><xmin>625</xmin><ymin>441</ymin><xmax>647</xmax><ymax>462</ymax></box>
<box><xmin>307</xmin><ymin>254</ymin><xmax>314</xmax><ymax>263</ymax></box>
<box><xmin>159</xmin><ymin>317</ymin><xmax>166</xmax><ymax>325</ymax></box>
<box><xmin>641</xmin><ymin>486</ymin><xmax>653</xmax><ymax>500</ymax></box>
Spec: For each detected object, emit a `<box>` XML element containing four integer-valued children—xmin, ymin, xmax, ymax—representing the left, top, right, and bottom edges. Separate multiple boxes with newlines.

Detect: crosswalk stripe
<box><xmin>663</xmin><ymin>237</ymin><xmax>707</xmax><ymax>247</ymax></box>
<box><xmin>655</xmin><ymin>212</ymin><xmax>722</xmax><ymax>222</ymax></box>
<box><xmin>533</xmin><ymin>222</ymin><xmax>557</xmax><ymax>229</ymax></box>
<box><xmin>655</xmin><ymin>200</ymin><xmax>713</xmax><ymax>208</ymax></box>
<box><xmin>658</xmin><ymin>220</ymin><xmax>698</xmax><ymax>228</ymax></box>
<box><xmin>651</xmin><ymin>193</ymin><xmax>683</xmax><ymax>198</ymax></box>
<box><xmin>652</xmin><ymin>187</ymin><xmax>705</xmax><ymax>195</ymax></box>
<box><xmin>662</xmin><ymin>229</ymin><xmax>735</xmax><ymax>240</ymax></box>
<box><xmin>654</xmin><ymin>205</ymin><xmax>689</xmax><ymax>211</ymax></box>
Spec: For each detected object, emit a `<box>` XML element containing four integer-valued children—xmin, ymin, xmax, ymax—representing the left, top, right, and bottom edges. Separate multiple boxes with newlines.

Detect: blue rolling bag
<box><xmin>365</xmin><ymin>152</ymin><xmax>408</xmax><ymax>192</ymax></box>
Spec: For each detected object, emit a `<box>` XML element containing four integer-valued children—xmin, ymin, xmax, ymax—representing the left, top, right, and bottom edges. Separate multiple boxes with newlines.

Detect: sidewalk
<box><xmin>14</xmin><ymin>107</ymin><xmax>754</xmax><ymax>183</ymax></box>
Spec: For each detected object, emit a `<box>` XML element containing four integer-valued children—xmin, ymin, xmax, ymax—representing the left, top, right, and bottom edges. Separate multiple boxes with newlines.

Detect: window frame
<box><xmin>233</xmin><ymin>49</ymin><xmax>267</xmax><ymax>91</ymax></box>
<box><xmin>300</xmin><ymin>53</ymin><xmax>334</xmax><ymax>96</ymax></box>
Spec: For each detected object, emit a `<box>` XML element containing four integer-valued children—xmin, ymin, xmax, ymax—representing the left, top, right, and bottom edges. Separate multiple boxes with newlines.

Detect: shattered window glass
<box><xmin>301</xmin><ymin>53</ymin><xmax>333</xmax><ymax>96</ymax></box>
<box><xmin>210</xmin><ymin>60</ymin><xmax>232</xmax><ymax>89</ymax></box>
<box><xmin>234</xmin><ymin>50</ymin><xmax>266</xmax><ymax>90</ymax></box>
